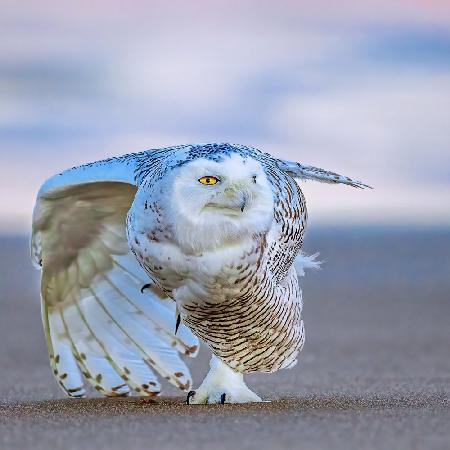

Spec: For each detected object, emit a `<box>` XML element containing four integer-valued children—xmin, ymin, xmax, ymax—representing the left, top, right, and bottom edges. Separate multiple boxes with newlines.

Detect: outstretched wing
<box><xmin>276</xmin><ymin>159</ymin><xmax>372</xmax><ymax>189</ymax></box>
<box><xmin>32</xmin><ymin>153</ymin><xmax>199</xmax><ymax>398</ymax></box>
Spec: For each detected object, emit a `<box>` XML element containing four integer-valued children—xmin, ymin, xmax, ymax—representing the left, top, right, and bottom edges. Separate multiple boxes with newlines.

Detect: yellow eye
<box><xmin>198</xmin><ymin>176</ymin><xmax>220</xmax><ymax>185</ymax></box>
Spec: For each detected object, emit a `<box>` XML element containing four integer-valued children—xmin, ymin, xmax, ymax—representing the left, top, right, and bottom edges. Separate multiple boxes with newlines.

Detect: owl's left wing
<box><xmin>276</xmin><ymin>159</ymin><xmax>372</xmax><ymax>189</ymax></box>
<box><xmin>32</xmin><ymin>153</ymin><xmax>198</xmax><ymax>398</ymax></box>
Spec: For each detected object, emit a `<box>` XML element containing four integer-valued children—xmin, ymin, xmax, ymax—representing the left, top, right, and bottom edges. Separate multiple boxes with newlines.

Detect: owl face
<box><xmin>168</xmin><ymin>153</ymin><xmax>274</xmax><ymax>251</ymax></box>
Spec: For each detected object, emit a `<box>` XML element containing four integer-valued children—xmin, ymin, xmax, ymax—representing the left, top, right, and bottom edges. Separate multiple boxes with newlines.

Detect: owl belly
<box><xmin>129</xmin><ymin>227</ymin><xmax>305</xmax><ymax>373</ymax></box>
<box><xmin>181</xmin><ymin>268</ymin><xmax>305</xmax><ymax>374</ymax></box>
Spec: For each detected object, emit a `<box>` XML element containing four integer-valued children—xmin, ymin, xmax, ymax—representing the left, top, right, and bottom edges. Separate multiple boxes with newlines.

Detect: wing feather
<box><xmin>45</xmin><ymin>307</ymin><xmax>87</xmax><ymax>398</ymax></box>
<box><xmin>32</xmin><ymin>154</ymin><xmax>199</xmax><ymax>398</ymax></box>
<box><xmin>277</xmin><ymin>159</ymin><xmax>372</xmax><ymax>189</ymax></box>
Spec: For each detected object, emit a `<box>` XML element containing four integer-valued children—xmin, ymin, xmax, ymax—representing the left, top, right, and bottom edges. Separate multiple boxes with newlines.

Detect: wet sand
<box><xmin>1</xmin><ymin>228</ymin><xmax>449</xmax><ymax>450</ymax></box>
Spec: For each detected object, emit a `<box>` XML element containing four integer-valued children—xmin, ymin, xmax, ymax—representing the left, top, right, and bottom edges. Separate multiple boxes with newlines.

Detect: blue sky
<box><xmin>1</xmin><ymin>0</ymin><xmax>449</xmax><ymax>231</ymax></box>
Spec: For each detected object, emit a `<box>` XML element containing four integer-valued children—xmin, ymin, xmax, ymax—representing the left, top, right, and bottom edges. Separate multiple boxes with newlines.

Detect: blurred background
<box><xmin>0</xmin><ymin>0</ymin><xmax>449</xmax><ymax>232</ymax></box>
<box><xmin>0</xmin><ymin>2</ymin><xmax>449</xmax><ymax>449</ymax></box>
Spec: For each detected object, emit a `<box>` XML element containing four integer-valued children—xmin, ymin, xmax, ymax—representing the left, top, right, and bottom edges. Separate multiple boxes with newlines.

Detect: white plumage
<box><xmin>32</xmin><ymin>143</ymin><xmax>369</xmax><ymax>403</ymax></box>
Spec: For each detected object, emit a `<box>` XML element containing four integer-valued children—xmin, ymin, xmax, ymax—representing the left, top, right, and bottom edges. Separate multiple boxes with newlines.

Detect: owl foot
<box><xmin>186</xmin><ymin>389</ymin><xmax>259</xmax><ymax>404</ymax></box>
<box><xmin>187</xmin><ymin>390</ymin><xmax>228</xmax><ymax>404</ymax></box>
<box><xmin>186</xmin><ymin>355</ymin><xmax>262</xmax><ymax>405</ymax></box>
<box><xmin>140</xmin><ymin>283</ymin><xmax>152</xmax><ymax>294</ymax></box>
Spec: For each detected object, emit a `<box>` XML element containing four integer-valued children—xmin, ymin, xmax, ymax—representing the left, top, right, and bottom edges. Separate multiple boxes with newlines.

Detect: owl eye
<box><xmin>198</xmin><ymin>176</ymin><xmax>220</xmax><ymax>185</ymax></box>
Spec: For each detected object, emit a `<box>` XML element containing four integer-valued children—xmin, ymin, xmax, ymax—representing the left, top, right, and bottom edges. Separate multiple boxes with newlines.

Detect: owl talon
<box><xmin>175</xmin><ymin>314</ymin><xmax>181</xmax><ymax>335</ymax></box>
<box><xmin>186</xmin><ymin>390</ymin><xmax>196</xmax><ymax>405</ymax></box>
<box><xmin>140</xmin><ymin>283</ymin><xmax>152</xmax><ymax>294</ymax></box>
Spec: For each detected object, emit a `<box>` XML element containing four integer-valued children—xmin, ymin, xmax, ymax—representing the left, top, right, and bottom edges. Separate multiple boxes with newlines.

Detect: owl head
<box><xmin>166</xmin><ymin>153</ymin><xmax>274</xmax><ymax>252</ymax></box>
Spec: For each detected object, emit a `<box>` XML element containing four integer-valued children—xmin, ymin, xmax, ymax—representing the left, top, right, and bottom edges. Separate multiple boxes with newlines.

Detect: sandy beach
<box><xmin>1</xmin><ymin>228</ymin><xmax>449</xmax><ymax>450</ymax></box>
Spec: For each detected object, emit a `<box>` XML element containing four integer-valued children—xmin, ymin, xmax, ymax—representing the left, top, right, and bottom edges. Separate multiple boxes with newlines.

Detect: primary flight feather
<box><xmin>31</xmin><ymin>143</ymin><xmax>370</xmax><ymax>403</ymax></box>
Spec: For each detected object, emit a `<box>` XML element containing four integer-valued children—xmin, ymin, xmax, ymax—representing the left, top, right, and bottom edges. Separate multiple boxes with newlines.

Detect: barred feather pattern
<box><xmin>130</xmin><ymin>156</ymin><xmax>308</xmax><ymax>373</ymax></box>
<box><xmin>184</xmin><ymin>171</ymin><xmax>307</xmax><ymax>373</ymax></box>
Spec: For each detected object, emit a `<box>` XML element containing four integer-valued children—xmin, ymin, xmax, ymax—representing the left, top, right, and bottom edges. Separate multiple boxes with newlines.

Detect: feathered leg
<box><xmin>187</xmin><ymin>355</ymin><xmax>262</xmax><ymax>404</ymax></box>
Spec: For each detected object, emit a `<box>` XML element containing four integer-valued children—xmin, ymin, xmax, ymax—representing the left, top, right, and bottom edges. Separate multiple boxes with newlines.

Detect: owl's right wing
<box><xmin>31</xmin><ymin>152</ymin><xmax>199</xmax><ymax>398</ymax></box>
<box><xmin>276</xmin><ymin>159</ymin><xmax>372</xmax><ymax>189</ymax></box>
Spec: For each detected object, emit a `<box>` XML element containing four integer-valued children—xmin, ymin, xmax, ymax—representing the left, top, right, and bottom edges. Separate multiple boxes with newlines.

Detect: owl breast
<box><xmin>129</xmin><ymin>221</ymin><xmax>304</xmax><ymax>374</ymax></box>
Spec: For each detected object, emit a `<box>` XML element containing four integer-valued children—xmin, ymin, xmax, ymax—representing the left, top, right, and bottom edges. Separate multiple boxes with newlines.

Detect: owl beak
<box><xmin>229</xmin><ymin>188</ymin><xmax>250</xmax><ymax>213</ymax></box>
<box><xmin>207</xmin><ymin>186</ymin><xmax>251</xmax><ymax>214</ymax></box>
<box><xmin>239</xmin><ymin>191</ymin><xmax>249</xmax><ymax>212</ymax></box>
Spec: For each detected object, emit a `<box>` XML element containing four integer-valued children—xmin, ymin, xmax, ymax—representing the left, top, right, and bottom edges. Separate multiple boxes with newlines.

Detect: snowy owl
<box><xmin>31</xmin><ymin>143</ymin><xmax>370</xmax><ymax>404</ymax></box>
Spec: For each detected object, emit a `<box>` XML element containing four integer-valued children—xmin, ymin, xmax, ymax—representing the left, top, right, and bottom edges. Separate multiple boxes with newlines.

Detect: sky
<box><xmin>1</xmin><ymin>0</ymin><xmax>449</xmax><ymax>232</ymax></box>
